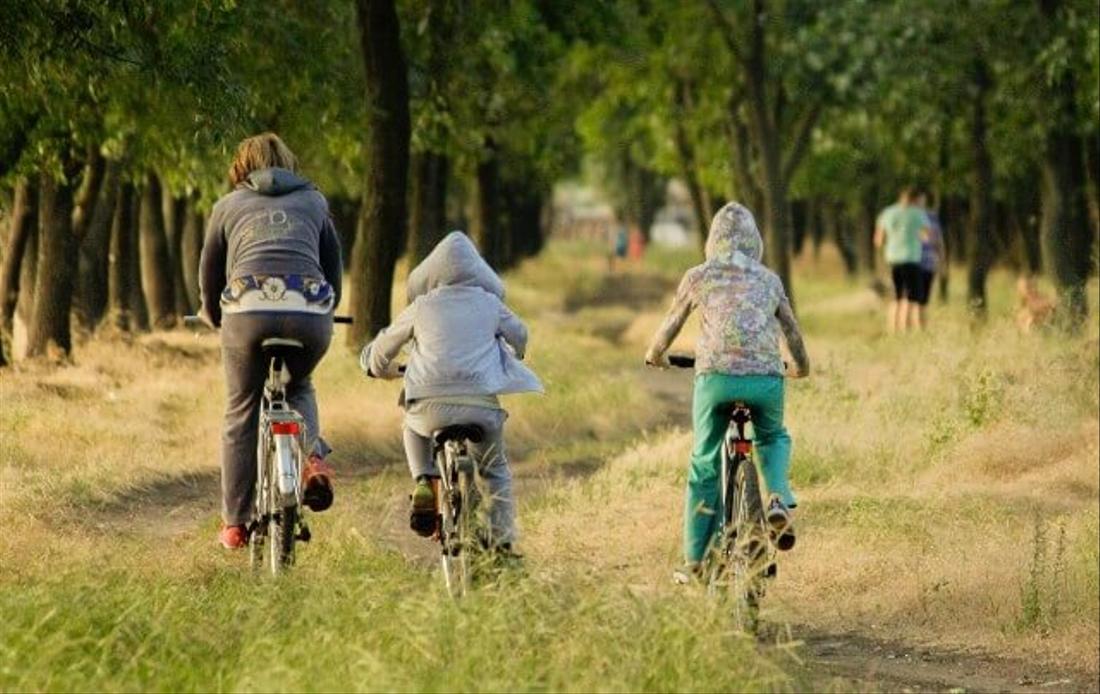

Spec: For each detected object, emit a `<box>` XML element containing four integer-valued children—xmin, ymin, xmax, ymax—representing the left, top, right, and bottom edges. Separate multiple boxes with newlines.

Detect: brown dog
<box><xmin>1016</xmin><ymin>276</ymin><xmax>1056</xmax><ymax>332</ymax></box>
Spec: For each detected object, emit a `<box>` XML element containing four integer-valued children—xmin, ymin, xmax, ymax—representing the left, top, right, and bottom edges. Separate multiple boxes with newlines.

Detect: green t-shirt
<box><xmin>877</xmin><ymin>203</ymin><xmax>925</xmax><ymax>265</ymax></box>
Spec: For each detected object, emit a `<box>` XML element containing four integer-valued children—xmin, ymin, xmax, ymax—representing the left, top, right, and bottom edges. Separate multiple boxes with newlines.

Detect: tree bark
<box><xmin>672</xmin><ymin>79</ymin><xmax>710</xmax><ymax>251</ymax></box>
<box><xmin>0</xmin><ymin>179</ymin><xmax>36</xmax><ymax>365</ymax></box>
<box><xmin>408</xmin><ymin>151</ymin><xmax>449</xmax><ymax>265</ymax></box>
<box><xmin>26</xmin><ymin>173</ymin><xmax>77</xmax><ymax>359</ymax></box>
<box><xmin>1036</xmin><ymin>1</ymin><xmax>1093</xmax><ymax>329</ymax></box>
<box><xmin>162</xmin><ymin>188</ymin><xmax>192</xmax><ymax>316</ymax></box>
<box><xmin>108</xmin><ymin>183</ymin><xmax>144</xmax><ymax>331</ymax></box>
<box><xmin>75</xmin><ymin>158</ymin><xmax>120</xmax><ymax>330</ymax></box>
<box><xmin>179</xmin><ymin>196</ymin><xmax>203</xmax><ymax>310</ymax></box>
<box><xmin>71</xmin><ymin>146</ymin><xmax>105</xmax><ymax>243</ymax></box>
<box><xmin>966</xmin><ymin>57</ymin><xmax>994</xmax><ymax>315</ymax></box>
<box><xmin>349</xmin><ymin>0</ymin><xmax>411</xmax><ymax>345</ymax></box>
<box><xmin>137</xmin><ymin>172</ymin><xmax>176</xmax><ymax>328</ymax></box>
<box><xmin>474</xmin><ymin>149</ymin><xmax>505</xmax><ymax>269</ymax></box>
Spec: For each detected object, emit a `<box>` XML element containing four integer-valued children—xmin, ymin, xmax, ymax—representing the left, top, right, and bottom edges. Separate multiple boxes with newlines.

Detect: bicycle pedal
<box><xmin>297</xmin><ymin>524</ymin><xmax>312</xmax><ymax>543</ymax></box>
<box><xmin>765</xmin><ymin>562</ymin><xmax>777</xmax><ymax>578</ymax></box>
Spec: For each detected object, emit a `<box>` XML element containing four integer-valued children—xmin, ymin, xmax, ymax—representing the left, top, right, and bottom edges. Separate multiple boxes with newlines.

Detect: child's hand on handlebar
<box><xmin>644</xmin><ymin>349</ymin><xmax>670</xmax><ymax>368</ymax></box>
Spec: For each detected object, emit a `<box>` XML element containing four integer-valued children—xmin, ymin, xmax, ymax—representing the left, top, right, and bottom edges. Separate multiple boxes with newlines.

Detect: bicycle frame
<box><xmin>436</xmin><ymin>437</ymin><xmax>481</xmax><ymax>597</ymax></box>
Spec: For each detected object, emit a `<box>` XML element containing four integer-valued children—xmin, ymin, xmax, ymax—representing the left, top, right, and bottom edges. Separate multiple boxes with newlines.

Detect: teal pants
<box><xmin>684</xmin><ymin>373</ymin><xmax>795</xmax><ymax>563</ymax></box>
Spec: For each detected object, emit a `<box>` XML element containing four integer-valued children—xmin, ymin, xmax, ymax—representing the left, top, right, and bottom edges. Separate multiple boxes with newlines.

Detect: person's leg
<box><xmin>402</xmin><ymin>424</ymin><xmax>437</xmax><ymax>479</ymax></box>
<box><xmin>742</xmin><ymin>376</ymin><xmax>795</xmax><ymax>508</ymax></box>
<box><xmin>888</xmin><ymin>264</ymin><xmax>903</xmax><ymax>334</ymax></box>
<box><xmin>684</xmin><ymin>374</ymin><xmax>730</xmax><ymax>564</ymax></box>
<box><xmin>219</xmin><ymin>314</ymin><xmax>268</xmax><ymax>527</ymax></box>
<box><xmin>467</xmin><ymin>409</ymin><xmax>515</xmax><ymax>547</ymax></box>
<box><xmin>280</xmin><ymin>314</ymin><xmax>334</xmax><ymax>458</ymax></box>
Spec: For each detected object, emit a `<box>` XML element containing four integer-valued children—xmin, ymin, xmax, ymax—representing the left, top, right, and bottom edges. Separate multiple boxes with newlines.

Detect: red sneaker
<box><xmin>220</xmin><ymin>524</ymin><xmax>248</xmax><ymax>549</ymax></box>
<box><xmin>303</xmin><ymin>454</ymin><xmax>334</xmax><ymax>512</ymax></box>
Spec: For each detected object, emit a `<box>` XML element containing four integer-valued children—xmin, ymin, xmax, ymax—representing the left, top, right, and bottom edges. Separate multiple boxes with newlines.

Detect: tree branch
<box><xmin>705</xmin><ymin>0</ymin><xmax>746</xmax><ymax>66</ymax></box>
<box><xmin>781</xmin><ymin>98</ymin><xmax>823</xmax><ymax>184</ymax></box>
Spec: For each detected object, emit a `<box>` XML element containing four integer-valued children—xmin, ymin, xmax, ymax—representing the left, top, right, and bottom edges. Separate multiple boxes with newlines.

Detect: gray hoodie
<box><xmin>363</xmin><ymin>232</ymin><xmax>543</xmax><ymax>401</ymax></box>
<box><xmin>199</xmin><ymin>167</ymin><xmax>342</xmax><ymax>326</ymax></box>
<box><xmin>646</xmin><ymin>203</ymin><xmax>809</xmax><ymax>377</ymax></box>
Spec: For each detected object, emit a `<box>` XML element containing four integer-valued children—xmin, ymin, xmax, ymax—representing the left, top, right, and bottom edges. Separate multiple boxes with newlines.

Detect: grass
<box><xmin>1</xmin><ymin>240</ymin><xmax>1098</xmax><ymax>690</ymax></box>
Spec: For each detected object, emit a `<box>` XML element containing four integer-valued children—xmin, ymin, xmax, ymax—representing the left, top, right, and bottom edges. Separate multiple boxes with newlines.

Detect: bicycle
<box><xmin>661</xmin><ymin>354</ymin><xmax>779</xmax><ymax>632</ymax></box>
<box><xmin>185</xmin><ymin>314</ymin><xmax>351</xmax><ymax>576</ymax></box>
<box><xmin>433</xmin><ymin>424</ymin><xmax>488</xmax><ymax>597</ymax></box>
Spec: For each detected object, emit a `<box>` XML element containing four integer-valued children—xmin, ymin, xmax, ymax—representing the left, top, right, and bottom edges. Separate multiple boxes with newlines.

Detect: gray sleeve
<box><xmin>498</xmin><ymin>302</ymin><xmax>529</xmax><ymax>359</ymax></box>
<box><xmin>645</xmin><ymin>268</ymin><xmax>699</xmax><ymax>362</ymax></box>
<box><xmin>319</xmin><ymin>214</ymin><xmax>342</xmax><ymax>308</ymax></box>
<box><xmin>776</xmin><ymin>291</ymin><xmax>810</xmax><ymax>377</ymax></box>
<box><xmin>198</xmin><ymin>205</ymin><xmax>227</xmax><ymax>328</ymax></box>
<box><xmin>361</xmin><ymin>303</ymin><xmax>415</xmax><ymax>379</ymax></box>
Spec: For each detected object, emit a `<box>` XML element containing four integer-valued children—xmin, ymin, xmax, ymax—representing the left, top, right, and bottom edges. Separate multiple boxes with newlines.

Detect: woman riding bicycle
<box><xmin>644</xmin><ymin>202</ymin><xmax>810</xmax><ymax>580</ymax></box>
<box><xmin>199</xmin><ymin>133</ymin><xmax>342</xmax><ymax>550</ymax></box>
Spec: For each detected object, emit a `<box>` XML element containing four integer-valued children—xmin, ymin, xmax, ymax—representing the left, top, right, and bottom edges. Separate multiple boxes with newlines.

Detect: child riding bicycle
<box><xmin>361</xmin><ymin>232</ymin><xmax>542</xmax><ymax>553</ymax></box>
<box><xmin>644</xmin><ymin>202</ymin><xmax>810</xmax><ymax>579</ymax></box>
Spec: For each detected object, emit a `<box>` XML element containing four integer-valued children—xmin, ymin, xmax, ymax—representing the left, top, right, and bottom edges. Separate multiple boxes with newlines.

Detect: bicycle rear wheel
<box><xmin>725</xmin><ymin>457</ymin><xmax>767</xmax><ymax>632</ymax></box>
<box><xmin>269</xmin><ymin>506</ymin><xmax>297</xmax><ymax>575</ymax></box>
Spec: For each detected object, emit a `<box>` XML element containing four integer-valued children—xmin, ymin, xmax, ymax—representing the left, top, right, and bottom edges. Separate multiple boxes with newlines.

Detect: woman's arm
<box><xmin>644</xmin><ymin>269</ymin><xmax>699</xmax><ymax>365</ymax></box>
<box><xmin>198</xmin><ymin>206</ymin><xmax>227</xmax><ymax>328</ymax></box>
<box><xmin>776</xmin><ymin>295</ymin><xmax>810</xmax><ymax>378</ymax></box>
<box><xmin>360</xmin><ymin>303</ymin><xmax>415</xmax><ymax>379</ymax></box>
<box><xmin>318</xmin><ymin>214</ymin><xmax>343</xmax><ymax>308</ymax></box>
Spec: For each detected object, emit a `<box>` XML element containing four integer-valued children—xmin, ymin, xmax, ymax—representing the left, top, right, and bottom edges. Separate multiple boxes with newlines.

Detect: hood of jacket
<box><xmin>704</xmin><ymin>202</ymin><xmax>764</xmax><ymax>265</ymax></box>
<box><xmin>241</xmin><ymin>167</ymin><xmax>313</xmax><ymax>196</ymax></box>
<box><xmin>406</xmin><ymin>231</ymin><xmax>505</xmax><ymax>303</ymax></box>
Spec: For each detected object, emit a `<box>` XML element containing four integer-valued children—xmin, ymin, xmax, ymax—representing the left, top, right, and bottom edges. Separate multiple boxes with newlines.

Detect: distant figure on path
<box><xmin>874</xmin><ymin>187</ymin><xmax>929</xmax><ymax>334</ymax></box>
<box><xmin>912</xmin><ymin>190</ymin><xmax>946</xmax><ymax>329</ymax></box>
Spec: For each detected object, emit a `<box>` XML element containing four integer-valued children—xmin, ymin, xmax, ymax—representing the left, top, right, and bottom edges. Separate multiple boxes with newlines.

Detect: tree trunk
<box><xmin>138</xmin><ymin>172</ymin><xmax>176</xmax><ymax>328</ymax></box>
<box><xmin>672</xmin><ymin>79</ymin><xmax>709</xmax><ymax>251</ymax></box>
<box><xmin>179</xmin><ymin>196</ymin><xmax>203</xmax><ymax>310</ymax></box>
<box><xmin>71</xmin><ymin>146</ymin><xmax>105</xmax><ymax>242</ymax></box>
<box><xmin>0</xmin><ymin>179</ymin><xmax>36</xmax><ymax>365</ymax></box>
<box><xmin>1036</xmin><ymin>1</ymin><xmax>1093</xmax><ymax>329</ymax></box>
<box><xmin>108</xmin><ymin>183</ymin><xmax>144</xmax><ymax>331</ymax></box>
<box><xmin>75</xmin><ymin>158</ymin><xmax>120</xmax><ymax>330</ymax></box>
<box><xmin>349</xmin><ymin>0</ymin><xmax>411</xmax><ymax>345</ymax></box>
<box><xmin>26</xmin><ymin>173</ymin><xmax>77</xmax><ymax>359</ymax></box>
<box><xmin>827</xmin><ymin>202</ymin><xmax>858</xmax><ymax>276</ymax></box>
<box><xmin>474</xmin><ymin>150</ymin><xmax>505</xmax><ymax>269</ymax></box>
<box><xmin>327</xmin><ymin>195</ymin><xmax>359</xmax><ymax>269</ymax></box>
<box><xmin>162</xmin><ymin>188</ymin><xmax>192</xmax><ymax>315</ymax></box>
<box><xmin>408</xmin><ymin>151</ymin><xmax>449</xmax><ymax>265</ymax></box>
<box><xmin>966</xmin><ymin>57</ymin><xmax>994</xmax><ymax>315</ymax></box>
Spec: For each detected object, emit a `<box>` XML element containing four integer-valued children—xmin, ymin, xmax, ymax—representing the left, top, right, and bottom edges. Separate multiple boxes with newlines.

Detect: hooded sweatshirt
<box><xmin>362</xmin><ymin>231</ymin><xmax>543</xmax><ymax>401</ymax></box>
<box><xmin>647</xmin><ymin>203</ymin><xmax>806</xmax><ymax>377</ymax></box>
<box><xmin>199</xmin><ymin>167</ymin><xmax>342</xmax><ymax>326</ymax></box>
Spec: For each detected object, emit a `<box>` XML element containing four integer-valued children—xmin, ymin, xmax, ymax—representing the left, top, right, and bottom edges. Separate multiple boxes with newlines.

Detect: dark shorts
<box><xmin>911</xmin><ymin>269</ymin><xmax>935</xmax><ymax>305</ymax></box>
<box><xmin>890</xmin><ymin>263</ymin><xmax>922</xmax><ymax>301</ymax></box>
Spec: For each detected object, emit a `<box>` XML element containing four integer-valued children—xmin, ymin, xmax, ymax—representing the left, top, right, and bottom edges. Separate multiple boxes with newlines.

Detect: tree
<box><xmin>26</xmin><ymin>165</ymin><xmax>79</xmax><ymax>359</ymax></box>
<box><xmin>0</xmin><ymin>179</ymin><xmax>36</xmax><ymax>364</ymax></box>
<box><xmin>348</xmin><ymin>0</ymin><xmax>411</xmax><ymax>345</ymax></box>
<box><xmin>137</xmin><ymin>172</ymin><xmax>176</xmax><ymax>328</ymax></box>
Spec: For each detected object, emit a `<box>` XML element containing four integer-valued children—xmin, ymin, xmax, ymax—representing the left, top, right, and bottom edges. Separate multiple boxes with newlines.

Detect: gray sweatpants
<box><xmin>220</xmin><ymin>312</ymin><xmax>333</xmax><ymax>525</ymax></box>
<box><xmin>403</xmin><ymin>403</ymin><xmax>515</xmax><ymax>545</ymax></box>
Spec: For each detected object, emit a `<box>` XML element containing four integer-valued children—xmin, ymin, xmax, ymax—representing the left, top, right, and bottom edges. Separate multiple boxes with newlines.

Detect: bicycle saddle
<box><xmin>261</xmin><ymin>337</ymin><xmax>305</xmax><ymax>351</ymax></box>
<box><xmin>433</xmin><ymin>424</ymin><xmax>485</xmax><ymax>445</ymax></box>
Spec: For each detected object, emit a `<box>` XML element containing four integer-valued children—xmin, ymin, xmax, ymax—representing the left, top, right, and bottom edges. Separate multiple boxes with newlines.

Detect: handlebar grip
<box><xmin>182</xmin><ymin>315</ymin><xmax>207</xmax><ymax>330</ymax></box>
<box><xmin>333</xmin><ymin>316</ymin><xmax>353</xmax><ymax>324</ymax></box>
<box><xmin>668</xmin><ymin>354</ymin><xmax>695</xmax><ymax>368</ymax></box>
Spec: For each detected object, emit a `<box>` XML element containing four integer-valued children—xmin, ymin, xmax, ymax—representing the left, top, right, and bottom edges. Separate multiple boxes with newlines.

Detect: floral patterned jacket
<box><xmin>645</xmin><ymin>203</ymin><xmax>809</xmax><ymax>378</ymax></box>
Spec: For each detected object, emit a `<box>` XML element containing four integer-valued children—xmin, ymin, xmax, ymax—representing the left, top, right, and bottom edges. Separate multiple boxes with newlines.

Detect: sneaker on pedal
<box><xmin>767</xmin><ymin>497</ymin><xmax>796</xmax><ymax>551</ymax></box>
<box><xmin>302</xmin><ymin>454</ymin><xmax>334</xmax><ymax>512</ymax></box>
<box><xmin>409</xmin><ymin>476</ymin><xmax>438</xmax><ymax>537</ymax></box>
<box><xmin>220</xmin><ymin>524</ymin><xmax>248</xmax><ymax>550</ymax></box>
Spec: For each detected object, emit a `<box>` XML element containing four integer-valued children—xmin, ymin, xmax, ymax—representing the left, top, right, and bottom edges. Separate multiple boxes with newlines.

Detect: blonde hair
<box><xmin>228</xmin><ymin>132</ymin><xmax>298</xmax><ymax>186</ymax></box>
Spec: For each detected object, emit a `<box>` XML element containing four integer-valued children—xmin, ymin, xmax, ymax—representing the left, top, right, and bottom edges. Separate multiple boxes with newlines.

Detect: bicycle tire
<box><xmin>269</xmin><ymin>506</ymin><xmax>297</xmax><ymax>575</ymax></box>
<box><xmin>728</xmin><ymin>457</ymin><xmax>766</xmax><ymax>631</ymax></box>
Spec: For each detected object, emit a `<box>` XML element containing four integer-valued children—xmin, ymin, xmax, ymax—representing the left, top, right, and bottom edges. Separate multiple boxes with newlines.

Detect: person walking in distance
<box><xmin>874</xmin><ymin>186</ymin><xmax>929</xmax><ymax>334</ymax></box>
<box><xmin>911</xmin><ymin>190</ymin><xmax>945</xmax><ymax>329</ymax></box>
